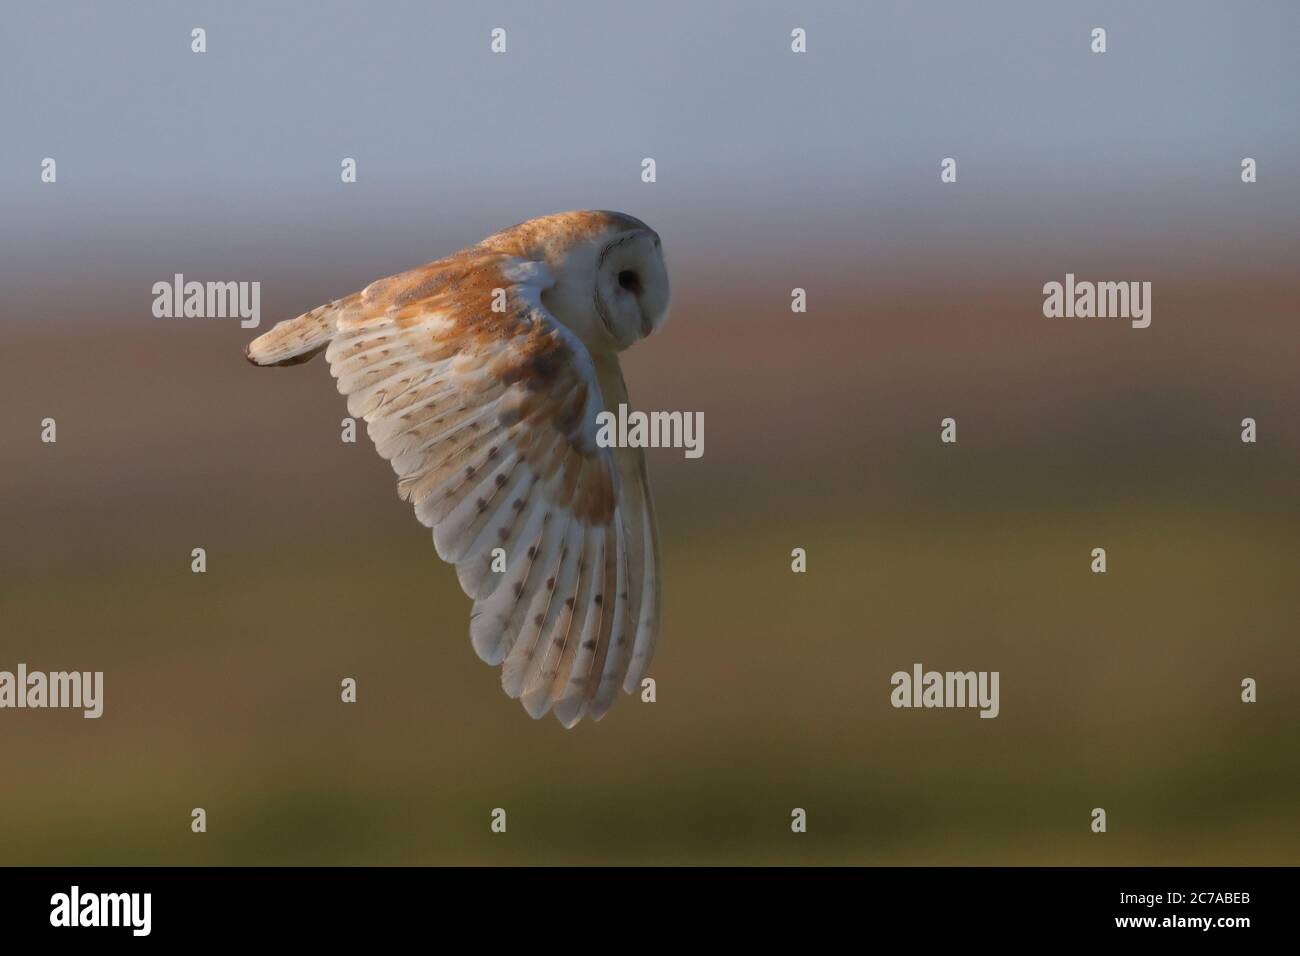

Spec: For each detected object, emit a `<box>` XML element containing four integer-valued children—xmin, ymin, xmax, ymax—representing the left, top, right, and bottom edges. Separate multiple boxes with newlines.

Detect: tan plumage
<box><xmin>245</xmin><ymin>211</ymin><xmax>668</xmax><ymax>726</ymax></box>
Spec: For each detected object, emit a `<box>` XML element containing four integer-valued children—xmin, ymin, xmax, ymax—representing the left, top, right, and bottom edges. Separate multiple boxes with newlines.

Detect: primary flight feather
<box><xmin>244</xmin><ymin>210</ymin><xmax>668</xmax><ymax>727</ymax></box>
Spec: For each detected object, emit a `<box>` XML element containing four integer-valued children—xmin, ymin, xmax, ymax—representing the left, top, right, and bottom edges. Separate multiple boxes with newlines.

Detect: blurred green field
<box><xmin>3</xmin><ymin>268</ymin><xmax>1297</xmax><ymax>866</ymax></box>
<box><xmin>3</xmin><ymin>482</ymin><xmax>1296</xmax><ymax>865</ymax></box>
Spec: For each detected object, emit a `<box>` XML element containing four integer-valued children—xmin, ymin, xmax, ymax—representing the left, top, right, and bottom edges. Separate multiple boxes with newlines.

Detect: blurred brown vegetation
<box><xmin>1</xmin><ymin>256</ymin><xmax>1297</xmax><ymax>864</ymax></box>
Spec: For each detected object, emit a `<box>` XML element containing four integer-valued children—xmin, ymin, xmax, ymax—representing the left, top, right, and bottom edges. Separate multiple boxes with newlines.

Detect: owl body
<box><xmin>245</xmin><ymin>211</ymin><xmax>669</xmax><ymax>727</ymax></box>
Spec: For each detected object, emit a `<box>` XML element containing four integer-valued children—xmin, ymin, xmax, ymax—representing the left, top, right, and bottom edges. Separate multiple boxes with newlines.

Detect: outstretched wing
<box><xmin>323</xmin><ymin>248</ymin><xmax>659</xmax><ymax>726</ymax></box>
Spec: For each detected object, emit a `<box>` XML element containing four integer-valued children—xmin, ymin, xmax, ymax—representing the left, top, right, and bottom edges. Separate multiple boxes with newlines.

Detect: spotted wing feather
<box><xmin>313</xmin><ymin>248</ymin><xmax>657</xmax><ymax>726</ymax></box>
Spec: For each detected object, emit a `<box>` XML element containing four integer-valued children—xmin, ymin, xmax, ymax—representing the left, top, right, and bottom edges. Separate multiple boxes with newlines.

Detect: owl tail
<box><xmin>243</xmin><ymin>295</ymin><xmax>356</xmax><ymax>367</ymax></box>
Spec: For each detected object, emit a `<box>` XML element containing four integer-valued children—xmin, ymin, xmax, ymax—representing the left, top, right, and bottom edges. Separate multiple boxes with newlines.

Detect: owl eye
<box><xmin>617</xmin><ymin>270</ymin><xmax>642</xmax><ymax>295</ymax></box>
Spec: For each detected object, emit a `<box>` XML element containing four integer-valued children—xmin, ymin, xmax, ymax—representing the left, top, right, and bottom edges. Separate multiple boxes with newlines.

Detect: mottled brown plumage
<box><xmin>245</xmin><ymin>211</ymin><xmax>669</xmax><ymax>726</ymax></box>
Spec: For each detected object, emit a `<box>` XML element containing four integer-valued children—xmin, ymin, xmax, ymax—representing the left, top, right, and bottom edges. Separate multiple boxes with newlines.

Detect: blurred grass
<box><xmin>3</xmin><ymin>275</ymin><xmax>1297</xmax><ymax>865</ymax></box>
<box><xmin>2</xmin><ymin>488</ymin><xmax>1296</xmax><ymax>865</ymax></box>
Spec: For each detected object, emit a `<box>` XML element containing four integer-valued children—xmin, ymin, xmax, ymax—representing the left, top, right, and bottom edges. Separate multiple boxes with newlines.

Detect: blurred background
<box><xmin>1</xmin><ymin>0</ymin><xmax>1297</xmax><ymax>864</ymax></box>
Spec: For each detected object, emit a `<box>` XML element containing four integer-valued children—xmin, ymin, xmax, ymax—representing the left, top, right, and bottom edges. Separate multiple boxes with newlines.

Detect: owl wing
<box><xmin>322</xmin><ymin>248</ymin><xmax>659</xmax><ymax>726</ymax></box>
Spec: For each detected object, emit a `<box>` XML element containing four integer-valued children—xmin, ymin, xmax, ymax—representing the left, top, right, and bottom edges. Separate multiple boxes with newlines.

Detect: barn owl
<box><xmin>244</xmin><ymin>211</ymin><xmax>667</xmax><ymax>727</ymax></box>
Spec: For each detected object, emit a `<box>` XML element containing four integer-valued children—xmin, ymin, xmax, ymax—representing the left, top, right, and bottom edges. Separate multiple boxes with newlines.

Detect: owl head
<box><xmin>491</xmin><ymin>210</ymin><xmax>670</xmax><ymax>353</ymax></box>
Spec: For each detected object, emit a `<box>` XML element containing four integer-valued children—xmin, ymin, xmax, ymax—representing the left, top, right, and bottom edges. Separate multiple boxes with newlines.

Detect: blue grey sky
<box><xmin>3</xmin><ymin>0</ymin><xmax>1297</xmax><ymax>312</ymax></box>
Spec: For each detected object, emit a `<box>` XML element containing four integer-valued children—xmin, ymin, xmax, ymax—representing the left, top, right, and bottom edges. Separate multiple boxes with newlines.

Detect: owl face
<box><xmin>592</xmin><ymin>228</ymin><xmax>670</xmax><ymax>351</ymax></box>
<box><xmin>527</xmin><ymin>214</ymin><xmax>669</xmax><ymax>354</ymax></box>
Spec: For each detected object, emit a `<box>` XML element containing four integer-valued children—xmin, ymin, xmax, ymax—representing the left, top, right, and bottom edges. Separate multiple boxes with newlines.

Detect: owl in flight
<box><xmin>245</xmin><ymin>211</ymin><xmax>668</xmax><ymax>727</ymax></box>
